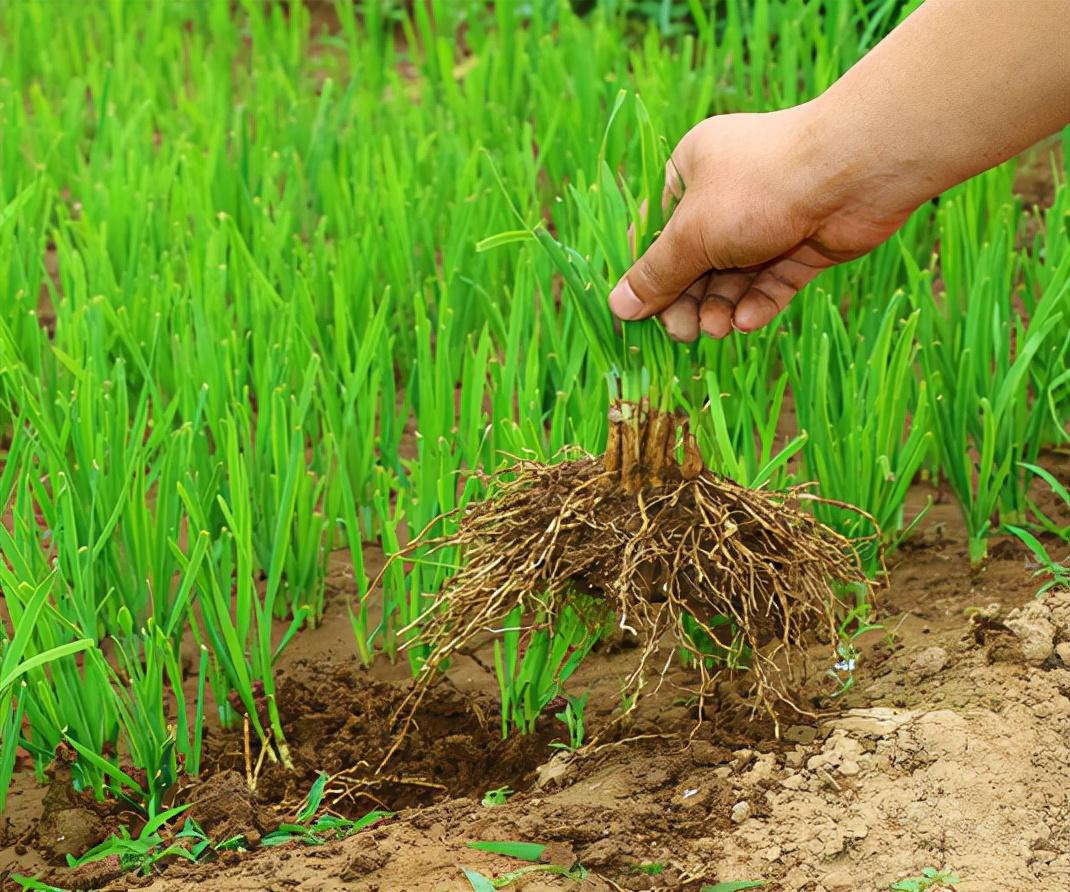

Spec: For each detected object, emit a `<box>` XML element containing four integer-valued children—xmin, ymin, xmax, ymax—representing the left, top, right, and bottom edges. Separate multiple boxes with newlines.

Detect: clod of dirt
<box><xmin>1005</xmin><ymin>611</ymin><xmax>1057</xmax><ymax>662</ymax></box>
<box><xmin>36</xmin><ymin>807</ymin><xmax>106</xmax><ymax>865</ymax></box>
<box><xmin>47</xmin><ymin>854</ymin><xmax>124</xmax><ymax>891</ymax></box>
<box><xmin>535</xmin><ymin>751</ymin><xmax>576</xmax><ymax>789</ymax></box>
<box><xmin>185</xmin><ymin>770</ymin><xmax>268</xmax><ymax>846</ymax></box>
<box><xmin>1000</xmin><ymin>588</ymin><xmax>1070</xmax><ymax>663</ymax></box>
<box><xmin>806</xmin><ymin>730</ymin><xmax>867</xmax><ymax>779</ymax></box>
<box><xmin>825</xmin><ymin>707</ymin><xmax>918</xmax><ymax>738</ymax></box>
<box><xmin>35</xmin><ymin>747</ymin><xmax>112</xmax><ymax>864</ymax></box>
<box><xmin>783</xmin><ymin>724</ymin><xmax>819</xmax><ymax>745</ymax></box>
<box><xmin>340</xmin><ymin>846</ymin><xmax>390</xmax><ymax>880</ymax></box>
<box><xmin>391</xmin><ymin>406</ymin><xmax>872</xmax><ymax>743</ymax></box>
<box><xmin>908</xmin><ymin>645</ymin><xmax>949</xmax><ymax>678</ymax></box>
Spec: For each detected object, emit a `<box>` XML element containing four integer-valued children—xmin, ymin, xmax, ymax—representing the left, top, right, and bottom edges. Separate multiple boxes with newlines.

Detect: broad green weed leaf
<box><xmin>461</xmin><ymin>867</ymin><xmax>497</xmax><ymax>891</ymax></box>
<box><xmin>348</xmin><ymin>810</ymin><xmax>394</xmax><ymax>832</ymax></box>
<box><xmin>143</xmin><ymin>802</ymin><xmax>193</xmax><ymax>837</ymax></box>
<box><xmin>296</xmin><ymin>773</ymin><xmax>328</xmax><ymax>823</ymax></box>
<box><xmin>9</xmin><ymin>875</ymin><xmax>68</xmax><ymax>892</ymax></box>
<box><xmin>467</xmin><ymin>840</ymin><xmax>545</xmax><ymax>862</ymax></box>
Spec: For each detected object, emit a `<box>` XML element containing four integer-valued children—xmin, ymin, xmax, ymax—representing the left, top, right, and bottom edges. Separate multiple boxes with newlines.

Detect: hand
<box><xmin>609</xmin><ymin>106</ymin><xmax>917</xmax><ymax>341</ymax></box>
<box><xmin>610</xmin><ymin>0</ymin><xmax>1070</xmax><ymax>343</ymax></box>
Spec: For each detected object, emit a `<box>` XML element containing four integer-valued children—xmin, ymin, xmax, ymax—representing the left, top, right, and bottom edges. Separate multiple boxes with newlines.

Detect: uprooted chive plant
<box><xmin>380</xmin><ymin>94</ymin><xmax>874</xmax><ymax>747</ymax></box>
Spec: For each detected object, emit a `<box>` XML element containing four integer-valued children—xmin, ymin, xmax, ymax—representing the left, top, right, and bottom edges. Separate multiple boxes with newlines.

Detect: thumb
<box><xmin>608</xmin><ymin>196</ymin><xmax>710</xmax><ymax>321</ymax></box>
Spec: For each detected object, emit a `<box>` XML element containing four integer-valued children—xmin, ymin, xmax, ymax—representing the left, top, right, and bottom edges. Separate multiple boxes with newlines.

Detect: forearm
<box><xmin>800</xmin><ymin>0</ymin><xmax>1070</xmax><ymax>217</ymax></box>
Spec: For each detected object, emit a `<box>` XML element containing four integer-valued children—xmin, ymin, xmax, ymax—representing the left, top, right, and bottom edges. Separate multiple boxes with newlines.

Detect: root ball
<box><xmin>390</xmin><ymin>409</ymin><xmax>874</xmax><ymax>743</ymax></box>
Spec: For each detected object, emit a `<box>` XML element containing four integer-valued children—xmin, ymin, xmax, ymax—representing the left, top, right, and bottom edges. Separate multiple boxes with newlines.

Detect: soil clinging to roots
<box><xmin>391</xmin><ymin>407</ymin><xmax>874</xmax><ymax>747</ymax></box>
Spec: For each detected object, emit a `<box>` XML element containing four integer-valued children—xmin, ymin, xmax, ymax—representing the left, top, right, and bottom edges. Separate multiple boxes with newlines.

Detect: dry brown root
<box><xmin>380</xmin><ymin>407</ymin><xmax>874</xmax><ymax>764</ymax></box>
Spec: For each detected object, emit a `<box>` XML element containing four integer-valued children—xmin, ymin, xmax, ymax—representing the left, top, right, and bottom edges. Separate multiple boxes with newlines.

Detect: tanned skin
<box><xmin>608</xmin><ymin>0</ymin><xmax>1070</xmax><ymax>342</ymax></box>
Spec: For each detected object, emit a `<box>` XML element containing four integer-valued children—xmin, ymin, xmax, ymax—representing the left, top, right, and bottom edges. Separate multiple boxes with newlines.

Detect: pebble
<box><xmin>730</xmin><ymin>800</ymin><xmax>752</xmax><ymax>824</ymax></box>
<box><xmin>1055</xmin><ymin>642</ymin><xmax>1070</xmax><ymax>665</ymax></box>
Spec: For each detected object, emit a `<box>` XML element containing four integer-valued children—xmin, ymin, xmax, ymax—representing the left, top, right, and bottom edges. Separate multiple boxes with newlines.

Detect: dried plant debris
<box><xmin>386</xmin><ymin>406</ymin><xmax>874</xmax><ymax>746</ymax></box>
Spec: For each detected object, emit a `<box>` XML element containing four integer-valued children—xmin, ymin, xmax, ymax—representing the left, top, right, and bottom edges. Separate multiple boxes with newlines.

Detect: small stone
<box><xmin>1055</xmin><ymin>642</ymin><xmax>1070</xmax><ymax>665</ymax></box>
<box><xmin>731</xmin><ymin>749</ymin><xmax>756</xmax><ymax>769</ymax></box>
<box><xmin>909</xmin><ymin>646</ymin><xmax>949</xmax><ymax>678</ymax></box>
<box><xmin>730</xmin><ymin>800</ymin><xmax>752</xmax><ymax>824</ymax></box>
<box><xmin>838</xmin><ymin>760</ymin><xmax>861</xmax><ymax>777</ymax></box>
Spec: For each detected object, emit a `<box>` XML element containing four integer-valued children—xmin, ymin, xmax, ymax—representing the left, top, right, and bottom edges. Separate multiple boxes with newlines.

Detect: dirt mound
<box><xmin>129</xmin><ymin>553</ymin><xmax>1070</xmax><ymax>892</ymax></box>
<box><xmin>717</xmin><ymin>588</ymin><xmax>1070</xmax><ymax>890</ymax></box>
<box><xmin>33</xmin><ymin>750</ymin><xmax>114</xmax><ymax>866</ymax></box>
<box><xmin>5</xmin><ymin>499</ymin><xmax>1070</xmax><ymax>892</ymax></box>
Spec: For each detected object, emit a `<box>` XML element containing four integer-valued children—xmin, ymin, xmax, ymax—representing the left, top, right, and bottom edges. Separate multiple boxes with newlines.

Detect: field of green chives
<box><xmin>1</xmin><ymin>0</ymin><xmax>1068</xmax><ymax>877</ymax></box>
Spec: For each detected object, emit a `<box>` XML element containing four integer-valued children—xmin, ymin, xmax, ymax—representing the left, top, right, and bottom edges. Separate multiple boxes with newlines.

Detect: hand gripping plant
<box><xmin>386</xmin><ymin>94</ymin><xmax>871</xmax><ymax>741</ymax></box>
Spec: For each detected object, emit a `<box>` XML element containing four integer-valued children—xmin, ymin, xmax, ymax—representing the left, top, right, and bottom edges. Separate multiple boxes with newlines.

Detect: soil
<box><xmin>2</xmin><ymin>475</ymin><xmax>1069</xmax><ymax>892</ymax></box>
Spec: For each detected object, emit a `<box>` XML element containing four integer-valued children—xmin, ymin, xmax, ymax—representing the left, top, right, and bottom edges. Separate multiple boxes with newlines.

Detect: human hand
<box><xmin>609</xmin><ymin>106</ymin><xmax>917</xmax><ymax>341</ymax></box>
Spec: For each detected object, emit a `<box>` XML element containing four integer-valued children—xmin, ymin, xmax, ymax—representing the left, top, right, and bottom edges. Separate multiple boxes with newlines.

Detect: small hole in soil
<box><xmin>202</xmin><ymin>660</ymin><xmax>553</xmax><ymax>817</ymax></box>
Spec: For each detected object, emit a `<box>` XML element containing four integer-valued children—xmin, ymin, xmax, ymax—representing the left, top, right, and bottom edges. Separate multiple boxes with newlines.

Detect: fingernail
<box><xmin>731</xmin><ymin>310</ymin><xmax>753</xmax><ymax>333</ymax></box>
<box><xmin>608</xmin><ymin>279</ymin><xmax>644</xmax><ymax>320</ymax></box>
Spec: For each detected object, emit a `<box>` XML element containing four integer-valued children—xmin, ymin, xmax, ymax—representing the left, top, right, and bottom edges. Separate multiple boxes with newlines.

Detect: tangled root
<box><xmin>381</xmin><ymin>406</ymin><xmax>874</xmax><ymax>762</ymax></box>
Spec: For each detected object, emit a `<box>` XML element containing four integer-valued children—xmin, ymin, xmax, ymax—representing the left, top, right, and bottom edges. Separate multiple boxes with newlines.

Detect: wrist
<box><xmin>789</xmin><ymin>92</ymin><xmax>934</xmax><ymax>228</ymax></box>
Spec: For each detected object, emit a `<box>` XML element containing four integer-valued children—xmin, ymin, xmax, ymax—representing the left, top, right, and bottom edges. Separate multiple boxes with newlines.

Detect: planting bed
<box><xmin>4</xmin><ymin>484</ymin><xmax>1068</xmax><ymax>892</ymax></box>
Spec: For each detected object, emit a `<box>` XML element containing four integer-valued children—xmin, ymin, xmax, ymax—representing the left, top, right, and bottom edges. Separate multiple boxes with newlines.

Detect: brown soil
<box><xmin>2</xmin><ymin>481</ymin><xmax>1070</xmax><ymax>892</ymax></box>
